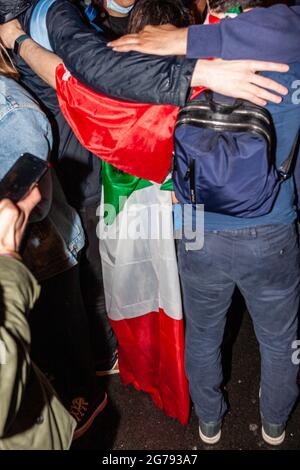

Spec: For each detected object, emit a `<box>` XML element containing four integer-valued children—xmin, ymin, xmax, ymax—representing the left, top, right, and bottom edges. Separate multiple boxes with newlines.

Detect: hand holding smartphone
<box><xmin>0</xmin><ymin>153</ymin><xmax>50</xmax><ymax>203</ymax></box>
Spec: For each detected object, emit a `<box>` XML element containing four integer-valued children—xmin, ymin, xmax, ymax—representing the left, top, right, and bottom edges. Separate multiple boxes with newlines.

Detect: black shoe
<box><xmin>199</xmin><ymin>420</ymin><xmax>222</xmax><ymax>445</ymax></box>
<box><xmin>70</xmin><ymin>392</ymin><xmax>108</xmax><ymax>440</ymax></box>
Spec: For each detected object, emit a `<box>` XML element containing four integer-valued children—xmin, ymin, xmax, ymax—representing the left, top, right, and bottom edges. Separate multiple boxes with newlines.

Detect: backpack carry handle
<box><xmin>205</xmin><ymin>90</ymin><xmax>242</xmax><ymax>115</ymax></box>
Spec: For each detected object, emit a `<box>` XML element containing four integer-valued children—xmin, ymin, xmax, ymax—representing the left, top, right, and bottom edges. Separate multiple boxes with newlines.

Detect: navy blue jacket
<box><xmin>186</xmin><ymin>5</ymin><xmax>300</xmax><ymax>229</ymax></box>
<box><xmin>187</xmin><ymin>5</ymin><xmax>300</xmax><ymax>62</ymax></box>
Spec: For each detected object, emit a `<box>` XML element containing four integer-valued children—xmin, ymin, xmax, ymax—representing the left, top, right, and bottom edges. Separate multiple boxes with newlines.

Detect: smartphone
<box><xmin>0</xmin><ymin>153</ymin><xmax>51</xmax><ymax>203</ymax></box>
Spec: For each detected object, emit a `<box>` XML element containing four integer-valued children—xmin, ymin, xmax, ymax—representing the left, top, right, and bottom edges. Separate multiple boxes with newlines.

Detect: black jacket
<box><xmin>13</xmin><ymin>49</ymin><xmax>103</xmax><ymax>208</ymax></box>
<box><xmin>16</xmin><ymin>0</ymin><xmax>195</xmax><ymax>206</ymax></box>
<box><xmin>22</xmin><ymin>0</ymin><xmax>196</xmax><ymax>106</ymax></box>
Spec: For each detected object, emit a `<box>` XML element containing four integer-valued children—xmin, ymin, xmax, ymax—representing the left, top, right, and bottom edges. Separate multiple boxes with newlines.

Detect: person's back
<box><xmin>254</xmin><ymin>63</ymin><xmax>299</xmax><ymax>221</ymax></box>
<box><xmin>201</xmin><ymin>2</ymin><xmax>300</xmax><ymax>230</ymax></box>
<box><xmin>202</xmin><ymin>70</ymin><xmax>300</xmax><ymax>231</ymax></box>
<box><xmin>176</xmin><ymin>0</ymin><xmax>300</xmax><ymax>448</ymax></box>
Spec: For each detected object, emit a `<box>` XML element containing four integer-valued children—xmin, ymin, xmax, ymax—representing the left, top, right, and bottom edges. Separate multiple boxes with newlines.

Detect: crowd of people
<box><xmin>0</xmin><ymin>0</ymin><xmax>299</xmax><ymax>450</ymax></box>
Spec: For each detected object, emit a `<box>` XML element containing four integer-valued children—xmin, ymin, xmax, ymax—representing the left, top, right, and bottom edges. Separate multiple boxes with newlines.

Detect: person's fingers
<box><xmin>14</xmin><ymin>187</ymin><xmax>41</xmax><ymax>249</ymax></box>
<box><xmin>108</xmin><ymin>26</ymin><xmax>187</xmax><ymax>55</ymax></box>
<box><xmin>112</xmin><ymin>45</ymin><xmax>144</xmax><ymax>52</ymax></box>
<box><xmin>0</xmin><ymin>194</ymin><xmax>38</xmax><ymax>254</ymax></box>
<box><xmin>143</xmin><ymin>25</ymin><xmax>161</xmax><ymax>31</ymax></box>
<box><xmin>239</xmin><ymin>91</ymin><xmax>267</xmax><ymax>107</ymax></box>
<box><xmin>171</xmin><ymin>191</ymin><xmax>179</xmax><ymax>204</ymax></box>
<box><xmin>14</xmin><ymin>208</ymin><xmax>26</xmax><ymax>232</ymax></box>
<box><xmin>0</xmin><ymin>199</ymin><xmax>21</xmax><ymax>250</ymax></box>
<box><xmin>192</xmin><ymin>59</ymin><xmax>290</xmax><ymax>106</ymax></box>
<box><xmin>0</xmin><ymin>198</ymin><xmax>12</xmax><ymax>210</ymax></box>
<box><xmin>240</xmin><ymin>83</ymin><xmax>283</xmax><ymax>106</ymax></box>
<box><xmin>249</xmin><ymin>60</ymin><xmax>289</xmax><ymax>73</ymax></box>
<box><xmin>243</xmin><ymin>83</ymin><xmax>282</xmax><ymax>104</ymax></box>
<box><xmin>108</xmin><ymin>26</ymin><xmax>176</xmax><ymax>47</ymax></box>
<box><xmin>0</xmin><ymin>198</ymin><xmax>20</xmax><ymax>219</ymax></box>
<box><xmin>108</xmin><ymin>34</ymin><xmax>140</xmax><ymax>47</ymax></box>
<box><xmin>17</xmin><ymin>186</ymin><xmax>41</xmax><ymax>218</ymax></box>
<box><xmin>246</xmin><ymin>83</ymin><xmax>283</xmax><ymax>104</ymax></box>
<box><xmin>250</xmin><ymin>73</ymin><xmax>288</xmax><ymax>96</ymax></box>
<box><xmin>154</xmin><ymin>24</ymin><xmax>177</xmax><ymax>31</ymax></box>
<box><xmin>0</xmin><ymin>19</ymin><xmax>25</xmax><ymax>49</ymax></box>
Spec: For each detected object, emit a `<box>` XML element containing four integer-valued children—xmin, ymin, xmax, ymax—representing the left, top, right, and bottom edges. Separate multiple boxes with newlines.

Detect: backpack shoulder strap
<box><xmin>278</xmin><ymin>129</ymin><xmax>300</xmax><ymax>181</ymax></box>
<box><xmin>29</xmin><ymin>0</ymin><xmax>57</xmax><ymax>52</ymax></box>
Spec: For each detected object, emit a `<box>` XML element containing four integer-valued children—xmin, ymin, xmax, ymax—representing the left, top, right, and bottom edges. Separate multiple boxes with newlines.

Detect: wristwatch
<box><xmin>13</xmin><ymin>34</ymin><xmax>30</xmax><ymax>56</ymax></box>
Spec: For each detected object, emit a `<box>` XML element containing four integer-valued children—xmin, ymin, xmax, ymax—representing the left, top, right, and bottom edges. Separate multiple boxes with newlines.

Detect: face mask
<box><xmin>107</xmin><ymin>0</ymin><xmax>134</xmax><ymax>15</ymax></box>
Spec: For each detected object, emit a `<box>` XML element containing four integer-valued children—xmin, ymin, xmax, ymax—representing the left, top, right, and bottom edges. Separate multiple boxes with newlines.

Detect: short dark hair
<box><xmin>128</xmin><ymin>0</ymin><xmax>192</xmax><ymax>33</ymax></box>
<box><xmin>208</xmin><ymin>0</ymin><xmax>267</xmax><ymax>13</ymax></box>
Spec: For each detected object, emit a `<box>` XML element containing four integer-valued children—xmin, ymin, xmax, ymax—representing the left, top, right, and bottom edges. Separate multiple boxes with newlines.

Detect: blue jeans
<box><xmin>177</xmin><ymin>223</ymin><xmax>300</xmax><ymax>425</ymax></box>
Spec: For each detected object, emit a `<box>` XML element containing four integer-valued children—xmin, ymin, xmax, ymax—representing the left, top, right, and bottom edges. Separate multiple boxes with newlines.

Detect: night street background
<box><xmin>73</xmin><ymin>291</ymin><xmax>300</xmax><ymax>451</ymax></box>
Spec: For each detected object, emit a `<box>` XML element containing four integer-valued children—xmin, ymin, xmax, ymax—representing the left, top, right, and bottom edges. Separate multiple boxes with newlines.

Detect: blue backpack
<box><xmin>173</xmin><ymin>91</ymin><xmax>299</xmax><ymax>218</ymax></box>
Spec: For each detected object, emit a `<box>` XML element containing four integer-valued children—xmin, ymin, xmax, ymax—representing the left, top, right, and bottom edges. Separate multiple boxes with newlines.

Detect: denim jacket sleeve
<box><xmin>0</xmin><ymin>77</ymin><xmax>85</xmax><ymax>280</ymax></box>
<box><xmin>0</xmin><ymin>91</ymin><xmax>53</xmax><ymax>221</ymax></box>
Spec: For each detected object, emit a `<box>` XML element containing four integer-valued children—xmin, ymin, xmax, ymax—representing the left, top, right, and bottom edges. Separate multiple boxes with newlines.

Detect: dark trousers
<box><xmin>178</xmin><ymin>223</ymin><xmax>300</xmax><ymax>425</ymax></box>
<box><xmin>29</xmin><ymin>265</ymin><xmax>97</xmax><ymax>405</ymax></box>
<box><xmin>29</xmin><ymin>204</ymin><xmax>117</xmax><ymax>403</ymax></box>
<box><xmin>79</xmin><ymin>204</ymin><xmax>117</xmax><ymax>370</ymax></box>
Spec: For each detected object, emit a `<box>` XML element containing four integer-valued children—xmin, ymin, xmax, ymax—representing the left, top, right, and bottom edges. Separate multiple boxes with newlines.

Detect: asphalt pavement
<box><xmin>73</xmin><ymin>291</ymin><xmax>300</xmax><ymax>451</ymax></box>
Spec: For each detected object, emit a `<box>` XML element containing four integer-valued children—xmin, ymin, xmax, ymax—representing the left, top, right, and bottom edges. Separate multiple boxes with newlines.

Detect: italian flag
<box><xmin>98</xmin><ymin>163</ymin><xmax>190</xmax><ymax>424</ymax></box>
<box><xmin>56</xmin><ymin>65</ymin><xmax>190</xmax><ymax>424</ymax></box>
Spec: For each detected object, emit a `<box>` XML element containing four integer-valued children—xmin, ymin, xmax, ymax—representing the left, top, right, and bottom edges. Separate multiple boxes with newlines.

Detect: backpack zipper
<box><xmin>179</xmin><ymin>103</ymin><xmax>272</xmax><ymax>126</ymax></box>
<box><xmin>176</xmin><ymin>116</ymin><xmax>272</xmax><ymax>149</ymax></box>
<box><xmin>184</xmin><ymin>159</ymin><xmax>196</xmax><ymax>204</ymax></box>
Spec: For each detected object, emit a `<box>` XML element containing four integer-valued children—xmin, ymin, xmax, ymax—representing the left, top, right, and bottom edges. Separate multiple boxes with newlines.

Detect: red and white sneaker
<box><xmin>70</xmin><ymin>392</ymin><xmax>108</xmax><ymax>440</ymax></box>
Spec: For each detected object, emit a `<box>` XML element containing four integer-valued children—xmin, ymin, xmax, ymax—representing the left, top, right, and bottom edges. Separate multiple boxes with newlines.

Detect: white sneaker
<box><xmin>261</xmin><ymin>418</ymin><xmax>286</xmax><ymax>446</ymax></box>
<box><xmin>199</xmin><ymin>421</ymin><xmax>222</xmax><ymax>445</ymax></box>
